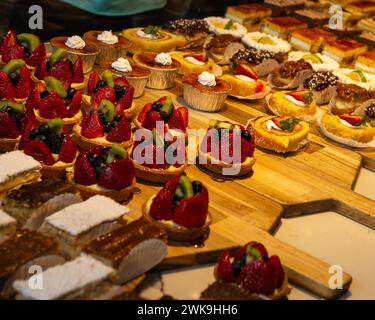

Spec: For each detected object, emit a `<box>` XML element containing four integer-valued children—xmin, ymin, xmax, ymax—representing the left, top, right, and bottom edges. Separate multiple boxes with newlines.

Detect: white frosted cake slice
<box><xmin>0</xmin><ymin>151</ymin><xmax>41</xmax><ymax>193</ymax></box>
<box><xmin>0</xmin><ymin>209</ymin><xmax>16</xmax><ymax>237</ymax></box>
<box><xmin>40</xmin><ymin>195</ymin><xmax>129</xmax><ymax>257</ymax></box>
<box><xmin>13</xmin><ymin>254</ymin><xmax>115</xmax><ymax>300</ymax></box>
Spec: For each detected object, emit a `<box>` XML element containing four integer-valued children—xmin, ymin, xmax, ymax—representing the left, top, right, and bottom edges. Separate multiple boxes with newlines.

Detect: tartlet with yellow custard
<box><xmin>170</xmin><ymin>52</ymin><xmax>219</xmax><ymax>76</ymax></box>
<box><xmin>249</xmin><ymin>116</ymin><xmax>309</xmax><ymax>153</ymax></box>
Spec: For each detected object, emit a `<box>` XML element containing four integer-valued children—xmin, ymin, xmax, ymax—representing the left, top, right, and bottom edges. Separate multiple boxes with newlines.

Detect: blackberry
<box><xmin>38</xmin><ymin>124</ymin><xmax>50</xmax><ymax>135</ymax></box>
<box><xmin>114</xmin><ymin>85</ymin><xmax>125</xmax><ymax>101</ymax></box>
<box><xmin>35</xmin><ymin>135</ymin><xmax>47</xmax><ymax>143</ymax></box>
<box><xmin>366</xmin><ymin>103</ymin><xmax>375</xmax><ymax>119</ymax></box>
<box><xmin>3</xmin><ymin>106</ymin><xmax>24</xmax><ymax>128</ymax></box>
<box><xmin>93</xmin><ymin>80</ymin><xmax>107</xmax><ymax>93</ymax></box>
<box><xmin>103</xmin><ymin>122</ymin><xmax>115</xmax><ymax>133</ymax></box>
<box><xmin>232</xmin><ymin>254</ymin><xmax>247</xmax><ymax>278</ymax></box>
<box><xmin>89</xmin><ymin>154</ymin><xmax>107</xmax><ymax>177</ymax></box>
<box><xmin>67</xmin><ymin>87</ymin><xmax>76</xmax><ymax>99</ymax></box>
<box><xmin>40</xmin><ymin>90</ymin><xmax>49</xmax><ymax>100</ymax></box>
<box><xmin>113</xmin><ymin>115</ymin><xmax>122</xmax><ymax>122</ymax></box>
<box><xmin>152</xmin><ymin>102</ymin><xmax>162</xmax><ymax>111</ymax></box>
<box><xmin>192</xmin><ymin>181</ymin><xmax>203</xmax><ymax>194</ymax></box>
<box><xmin>98</xmin><ymin>110</ymin><xmax>107</xmax><ymax>125</ymax></box>
<box><xmin>9</xmin><ymin>72</ymin><xmax>20</xmax><ymax>86</ymax></box>
<box><xmin>241</xmin><ymin>130</ymin><xmax>252</xmax><ymax>142</ymax></box>
<box><xmin>48</xmin><ymin>133</ymin><xmax>63</xmax><ymax>154</ymax></box>
<box><xmin>29</xmin><ymin>128</ymin><xmax>39</xmax><ymax>140</ymax></box>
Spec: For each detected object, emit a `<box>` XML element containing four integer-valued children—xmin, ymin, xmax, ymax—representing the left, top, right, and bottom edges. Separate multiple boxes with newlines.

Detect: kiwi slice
<box><xmin>99</xmin><ymin>99</ymin><xmax>116</xmax><ymax>123</ymax></box>
<box><xmin>17</xmin><ymin>33</ymin><xmax>40</xmax><ymax>54</ymax></box>
<box><xmin>106</xmin><ymin>143</ymin><xmax>127</xmax><ymax>163</ymax></box>
<box><xmin>101</xmin><ymin>70</ymin><xmax>114</xmax><ymax>87</ymax></box>
<box><xmin>302</xmin><ymin>53</ymin><xmax>323</xmax><ymax>64</ymax></box>
<box><xmin>178</xmin><ymin>175</ymin><xmax>194</xmax><ymax>199</ymax></box>
<box><xmin>257</xmin><ymin>36</ymin><xmax>274</xmax><ymax>45</ymax></box>
<box><xmin>0</xmin><ymin>100</ymin><xmax>24</xmax><ymax>113</ymax></box>
<box><xmin>348</xmin><ymin>70</ymin><xmax>367</xmax><ymax>82</ymax></box>
<box><xmin>2</xmin><ymin>59</ymin><xmax>26</xmax><ymax>74</ymax></box>
<box><xmin>49</xmin><ymin>48</ymin><xmax>67</xmax><ymax>66</ymax></box>
<box><xmin>48</xmin><ymin>118</ymin><xmax>63</xmax><ymax>133</ymax></box>
<box><xmin>245</xmin><ymin>247</ymin><xmax>262</xmax><ymax>263</ymax></box>
<box><xmin>174</xmin><ymin>187</ymin><xmax>184</xmax><ymax>199</ymax></box>
<box><xmin>44</xmin><ymin>76</ymin><xmax>67</xmax><ymax>99</ymax></box>
<box><xmin>159</xmin><ymin>96</ymin><xmax>173</xmax><ymax>119</ymax></box>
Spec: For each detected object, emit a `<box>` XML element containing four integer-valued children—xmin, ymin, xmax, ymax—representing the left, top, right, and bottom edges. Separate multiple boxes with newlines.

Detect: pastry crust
<box><xmin>248</xmin><ymin>116</ymin><xmax>310</xmax><ymax>153</ymax></box>
<box><xmin>41</xmin><ymin>160</ymin><xmax>75</xmax><ymax>179</ymax></box>
<box><xmin>198</xmin><ymin>149</ymin><xmax>255</xmax><ymax>177</ymax></box>
<box><xmin>66</xmin><ymin>171</ymin><xmax>136</xmax><ymax>203</ymax></box>
<box><xmin>319</xmin><ymin>113</ymin><xmax>375</xmax><ymax>145</ymax></box>
<box><xmin>170</xmin><ymin>52</ymin><xmax>217</xmax><ymax>75</ymax></box>
<box><xmin>35</xmin><ymin>109</ymin><xmax>83</xmax><ymax>132</ymax></box>
<box><xmin>142</xmin><ymin>195</ymin><xmax>211</xmax><ymax>241</ymax></box>
<box><xmin>0</xmin><ymin>137</ymin><xmax>19</xmax><ymax>153</ymax></box>
<box><xmin>133</xmin><ymin>161</ymin><xmax>188</xmax><ymax>184</ymax></box>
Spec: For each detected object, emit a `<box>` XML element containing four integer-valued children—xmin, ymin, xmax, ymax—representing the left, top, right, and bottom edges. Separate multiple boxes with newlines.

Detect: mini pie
<box><xmin>268</xmin><ymin>90</ymin><xmax>321</xmax><ymax>123</ymax></box>
<box><xmin>183</xmin><ymin>73</ymin><xmax>231</xmax><ymax>112</ymax></box>
<box><xmin>122</xmin><ymin>27</ymin><xmax>176</xmax><ymax>53</ymax></box>
<box><xmin>143</xmin><ymin>175</ymin><xmax>211</xmax><ymax>241</ymax></box>
<box><xmin>50</xmin><ymin>36</ymin><xmax>99</xmax><ymax>73</ymax></box>
<box><xmin>199</xmin><ymin>120</ymin><xmax>256</xmax><ymax>177</ymax></box>
<box><xmin>249</xmin><ymin>115</ymin><xmax>310</xmax><ymax>153</ymax></box>
<box><xmin>83</xmin><ymin>30</ymin><xmax>131</xmax><ymax>65</ymax></box>
<box><xmin>133</xmin><ymin>52</ymin><xmax>180</xmax><ymax>90</ymax></box>
<box><xmin>204</xmin><ymin>17</ymin><xmax>248</xmax><ymax>38</ymax></box>
<box><xmin>170</xmin><ymin>52</ymin><xmax>218</xmax><ymax>76</ymax></box>
<box><xmin>319</xmin><ymin>113</ymin><xmax>375</xmax><ymax>147</ymax></box>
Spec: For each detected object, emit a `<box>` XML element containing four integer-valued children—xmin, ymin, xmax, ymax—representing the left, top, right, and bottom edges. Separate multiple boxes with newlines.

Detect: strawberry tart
<box><xmin>201</xmin><ymin>242</ymin><xmax>290</xmax><ymax>299</ymax></box>
<box><xmin>67</xmin><ymin>144</ymin><xmax>136</xmax><ymax>202</ymax></box>
<box><xmin>199</xmin><ymin>120</ymin><xmax>256</xmax><ymax>177</ymax></box>
<box><xmin>143</xmin><ymin>174</ymin><xmax>210</xmax><ymax>241</ymax></box>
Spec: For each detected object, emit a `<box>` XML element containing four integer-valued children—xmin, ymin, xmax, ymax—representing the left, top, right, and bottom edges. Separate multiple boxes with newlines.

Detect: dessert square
<box><xmin>264</xmin><ymin>0</ymin><xmax>305</xmax><ymax>16</ymax></box>
<box><xmin>290</xmin><ymin>28</ymin><xmax>336</xmax><ymax>52</ymax></box>
<box><xmin>262</xmin><ymin>16</ymin><xmax>308</xmax><ymax>39</ymax></box>
<box><xmin>293</xmin><ymin>9</ymin><xmax>330</xmax><ymax>27</ymax></box>
<box><xmin>346</xmin><ymin>1</ymin><xmax>375</xmax><ymax>16</ymax></box>
<box><xmin>225</xmin><ymin>4</ymin><xmax>272</xmax><ymax>31</ymax></box>
<box><xmin>322</xmin><ymin>38</ymin><xmax>368</xmax><ymax>65</ymax></box>
<box><xmin>355</xmin><ymin>50</ymin><xmax>375</xmax><ymax>74</ymax></box>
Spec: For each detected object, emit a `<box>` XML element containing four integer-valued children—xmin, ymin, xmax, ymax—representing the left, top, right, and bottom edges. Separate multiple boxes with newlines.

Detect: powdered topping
<box><xmin>303</xmin><ymin>72</ymin><xmax>338</xmax><ymax>91</ymax></box>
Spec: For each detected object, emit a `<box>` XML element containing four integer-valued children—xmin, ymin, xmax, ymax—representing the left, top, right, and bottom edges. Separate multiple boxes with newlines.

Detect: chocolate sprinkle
<box><xmin>231</xmin><ymin>48</ymin><xmax>275</xmax><ymax>65</ymax></box>
<box><xmin>163</xmin><ymin>19</ymin><xmax>209</xmax><ymax>36</ymax></box>
<box><xmin>303</xmin><ymin>72</ymin><xmax>338</xmax><ymax>91</ymax></box>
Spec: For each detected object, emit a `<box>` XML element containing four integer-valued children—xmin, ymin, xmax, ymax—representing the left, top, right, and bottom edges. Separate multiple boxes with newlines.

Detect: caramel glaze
<box><xmin>183</xmin><ymin>73</ymin><xmax>231</xmax><ymax>93</ymax></box>
<box><xmin>0</xmin><ymin>230</ymin><xmax>57</xmax><ymax>280</ymax></box>
<box><xmin>138</xmin><ymin>52</ymin><xmax>179</xmax><ymax>69</ymax></box>
<box><xmin>84</xmin><ymin>219</ymin><xmax>166</xmax><ymax>268</ymax></box>
<box><xmin>84</xmin><ymin>31</ymin><xmax>130</xmax><ymax>48</ymax></box>
<box><xmin>50</xmin><ymin>36</ymin><xmax>98</xmax><ymax>54</ymax></box>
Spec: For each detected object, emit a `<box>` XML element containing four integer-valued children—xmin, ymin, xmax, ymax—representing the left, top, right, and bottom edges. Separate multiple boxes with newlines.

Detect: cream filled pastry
<box><xmin>288</xmin><ymin>51</ymin><xmax>339</xmax><ymax>72</ymax></box>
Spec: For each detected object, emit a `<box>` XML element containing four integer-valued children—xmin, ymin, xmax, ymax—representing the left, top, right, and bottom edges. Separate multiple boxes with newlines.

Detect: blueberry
<box><xmin>242</xmin><ymin>130</ymin><xmax>251</xmax><ymax>142</ymax></box>
<box><xmin>93</xmin><ymin>80</ymin><xmax>107</xmax><ymax>93</ymax></box>
<box><xmin>40</xmin><ymin>90</ymin><xmax>49</xmax><ymax>100</ymax></box>
<box><xmin>192</xmin><ymin>181</ymin><xmax>203</xmax><ymax>194</ymax></box>
<box><xmin>38</xmin><ymin>124</ymin><xmax>50</xmax><ymax>135</ymax></box>
<box><xmin>9</xmin><ymin>72</ymin><xmax>20</xmax><ymax>86</ymax></box>
<box><xmin>67</xmin><ymin>88</ymin><xmax>76</xmax><ymax>99</ymax></box>
<box><xmin>152</xmin><ymin>102</ymin><xmax>161</xmax><ymax>111</ymax></box>
<box><xmin>114</xmin><ymin>84</ymin><xmax>125</xmax><ymax>101</ymax></box>
<box><xmin>113</xmin><ymin>115</ymin><xmax>122</xmax><ymax>122</ymax></box>
<box><xmin>29</xmin><ymin>128</ymin><xmax>39</xmax><ymax>140</ymax></box>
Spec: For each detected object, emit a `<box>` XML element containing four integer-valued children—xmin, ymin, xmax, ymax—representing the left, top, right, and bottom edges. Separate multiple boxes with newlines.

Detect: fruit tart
<box><xmin>249</xmin><ymin>116</ymin><xmax>310</xmax><ymax>153</ymax></box>
<box><xmin>162</xmin><ymin>19</ymin><xmax>210</xmax><ymax>50</ymax></box>
<box><xmin>31</xmin><ymin>77</ymin><xmax>83</xmax><ymax>131</ymax></box>
<box><xmin>142</xmin><ymin>174</ymin><xmax>210</xmax><ymax>241</ymax></box>
<box><xmin>100</xmin><ymin>58</ymin><xmax>150</xmax><ymax>98</ymax></box>
<box><xmin>268</xmin><ymin>59</ymin><xmax>314</xmax><ymax>90</ymax></box>
<box><xmin>122</xmin><ymin>26</ymin><xmax>176</xmax><ymax>53</ymax></box>
<box><xmin>0</xmin><ymin>100</ymin><xmax>25</xmax><ymax>152</ymax></box>
<box><xmin>85</xmin><ymin>69</ymin><xmax>136</xmax><ymax>118</ymax></box>
<box><xmin>288</xmin><ymin>51</ymin><xmax>339</xmax><ymax>72</ymax></box>
<box><xmin>133</xmin><ymin>52</ymin><xmax>180</xmax><ymax>90</ymax></box>
<box><xmin>221</xmin><ymin>64</ymin><xmax>269</xmax><ymax>100</ymax></box>
<box><xmin>182</xmin><ymin>72</ymin><xmax>231</xmax><ymax>112</ymax></box>
<box><xmin>33</xmin><ymin>48</ymin><xmax>84</xmax><ymax>90</ymax></box>
<box><xmin>50</xmin><ymin>36</ymin><xmax>99</xmax><ymax>73</ymax></box>
<box><xmin>199</xmin><ymin>120</ymin><xmax>255</xmax><ymax>177</ymax></box>
<box><xmin>131</xmin><ymin>128</ymin><xmax>188</xmax><ymax>183</ymax></box>
<box><xmin>328</xmin><ymin>83</ymin><xmax>372</xmax><ymax>115</ymax></box>
<box><xmin>67</xmin><ymin>143</ymin><xmax>136</xmax><ymax>202</ymax></box>
<box><xmin>319</xmin><ymin>113</ymin><xmax>375</xmax><ymax>148</ymax></box>
<box><xmin>204</xmin><ymin>17</ymin><xmax>247</xmax><ymax>39</ymax></box>
<box><xmin>22</xmin><ymin>118</ymin><xmax>78</xmax><ymax>179</ymax></box>
<box><xmin>83</xmin><ymin>30</ymin><xmax>131</xmax><ymax>65</ymax></box>
<box><xmin>134</xmin><ymin>96</ymin><xmax>189</xmax><ymax>136</ymax></box>
<box><xmin>267</xmin><ymin>90</ymin><xmax>322</xmax><ymax>123</ymax></box>
<box><xmin>73</xmin><ymin>99</ymin><xmax>132</xmax><ymax>150</ymax></box>
<box><xmin>0</xmin><ymin>30</ymin><xmax>45</xmax><ymax>70</ymax></box>
<box><xmin>300</xmin><ymin>71</ymin><xmax>338</xmax><ymax>105</ymax></box>
<box><xmin>229</xmin><ymin>48</ymin><xmax>280</xmax><ymax>78</ymax></box>
<box><xmin>201</xmin><ymin>242</ymin><xmax>290</xmax><ymax>300</ymax></box>
<box><xmin>170</xmin><ymin>52</ymin><xmax>219</xmax><ymax>76</ymax></box>
<box><xmin>0</xmin><ymin>59</ymin><xmax>32</xmax><ymax>103</ymax></box>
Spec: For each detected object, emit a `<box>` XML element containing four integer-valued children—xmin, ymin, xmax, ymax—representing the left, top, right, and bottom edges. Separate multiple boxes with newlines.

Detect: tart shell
<box><xmin>0</xmin><ymin>137</ymin><xmax>20</xmax><ymax>153</ymax></box>
<box><xmin>35</xmin><ymin>109</ymin><xmax>83</xmax><ymax>132</ymax></box>
<box><xmin>133</xmin><ymin>161</ymin><xmax>188</xmax><ymax>184</ymax></box>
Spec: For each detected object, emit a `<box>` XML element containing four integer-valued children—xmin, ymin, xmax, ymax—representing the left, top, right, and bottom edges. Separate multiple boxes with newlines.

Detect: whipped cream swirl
<box><xmin>65</xmin><ymin>35</ymin><xmax>86</xmax><ymax>50</ymax></box>
<box><xmin>155</xmin><ymin>53</ymin><xmax>172</xmax><ymax>66</ymax></box>
<box><xmin>198</xmin><ymin>72</ymin><xmax>216</xmax><ymax>86</ymax></box>
<box><xmin>111</xmin><ymin>58</ymin><xmax>132</xmax><ymax>73</ymax></box>
<box><xmin>136</xmin><ymin>29</ymin><xmax>158</xmax><ymax>39</ymax></box>
<box><xmin>97</xmin><ymin>30</ymin><xmax>118</xmax><ymax>45</ymax></box>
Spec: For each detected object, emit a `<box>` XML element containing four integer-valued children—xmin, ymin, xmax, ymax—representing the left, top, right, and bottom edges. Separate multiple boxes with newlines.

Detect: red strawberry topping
<box><xmin>234</xmin><ymin>64</ymin><xmax>258</xmax><ymax>80</ymax></box>
<box><xmin>74</xmin><ymin>153</ymin><xmax>97</xmax><ymax>185</ymax></box>
<box><xmin>116</xmin><ymin>85</ymin><xmax>134</xmax><ymax>113</ymax></box>
<box><xmin>24</xmin><ymin>140</ymin><xmax>55</xmax><ymax>165</ymax></box>
<box><xmin>87</xmin><ymin>71</ymin><xmax>100</xmax><ymax>96</ymax></box>
<box><xmin>72</xmin><ymin>57</ymin><xmax>84</xmax><ymax>83</ymax></box>
<box><xmin>338</xmin><ymin>115</ymin><xmax>362</xmax><ymax>126</ymax></box>
<box><xmin>0</xmin><ymin>71</ymin><xmax>15</xmax><ymax>99</ymax></box>
<box><xmin>92</xmin><ymin>86</ymin><xmax>116</xmax><ymax>109</ymax></box>
<box><xmin>137</xmin><ymin>103</ymin><xmax>153</xmax><ymax>124</ymax></box>
<box><xmin>286</xmin><ymin>90</ymin><xmax>313</xmax><ymax>104</ymax></box>
<box><xmin>0</xmin><ymin>30</ymin><xmax>17</xmax><ymax>56</ymax></box>
<box><xmin>14</xmin><ymin>65</ymin><xmax>32</xmax><ymax>99</ymax></box>
<box><xmin>2</xmin><ymin>44</ymin><xmax>25</xmax><ymax>63</ymax></box>
<box><xmin>143</xmin><ymin>110</ymin><xmax>162</xmax><ymax>130</ymax></box>
<box><xmin>26</xmin><ymin>43</ymin><xmax>46</xmax><ymax>68</ymax></box>
<box><xmin>81</xmin><ymin>110</ymin><xmax>104</xmax><ymax>138</ymax></box>
<box><xmin>39</xmin><ymin>91</ymin><xmax>67</xmax><ymax>119</ymax></box>
<box><xmin>168</xmin><ymin>109</ymin><xmax>186</xmax><ymax>132</ymax></box>
<box><xmin>66</xmin><ymin>90</ymin><xmax>82</xmax><ymax>118</ymax></box>
<box><xmin>58</xmin><ymin>134</ymin><xmax>77</xmax><ymax>163</ymax></box>
<box><xmin>177</xmin><ymin>107</ymin><xmax>189</xmax><ymax>128</ymax></box>
<box><xmin>268</xmin><ymin>255</ymin><xmax>285</xmax><ymax>289</ymax></box>
<box><xmin>113</xmin><ymin>76</ymin><xmax>129</xmax><ymax>87</ymax></box>
<box><xmin>106</xmin><ymin>117</ymin><xmax>131</xmax><ymax>143</ymax></box>
<box><xmin>0</xmin><ymin>112</ymin><xmax>20</xmax><ymax>138</ymax></box>
<box><xmin>216</xmin><ymin>251</ymin><xmax>234</xmax><ymax>282</ymax></box>
<box><xmin>165</xmin><ymin>175</ymin><xmax>180</xmax><ymax>192</ymax></box>
<box><xmin>97</xmin><ymin>158</ymin><xmax>135</xmax><ymax>190</ymax></box>
<box><xmin>150</xmin><ymin>188</ymin><xmax>174</xmax><ymax>220</ymax></box>
<box><xmin>49</xmin><ymin>60</ymin><xmax>72</xmax><ymax>89</ymax></box>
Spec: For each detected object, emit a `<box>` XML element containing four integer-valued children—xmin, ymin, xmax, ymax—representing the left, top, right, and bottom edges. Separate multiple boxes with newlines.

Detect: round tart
<box><xmin>183</xmin><ymin>72</ymin><xmax>231</xmax><ymax>112</ymax></box>
<box><xmin>212</xmin><ymin>242</ymin><xmax>290</xmax><ymax>300</ymax></box>
<box><xmin>32</xmin><ymin>48</ymin><xmax>85</xmax><ymax>90</ymax></box>
<box><xmin>100</xmin><ymin>58</ymin><xmax>151</xmax><ymax>98</ymax></box>
<box><xmin>300</xmin><ymin>71</ymin><xmax>338</xmax><ymax>105</ymax></box>
<box><xmin>288</xmin><ymin>51</ymin><xmax>339</xmax><ymax>72</ymax></box>
<box><xmin>267</xmin><ymin>90</ymin><xmax>322</xmax><ymax>123</ymax></box>
<box><xmin>67</xmin><ymin>144</ymin><xmax>136</xmax><ymax>202</ymax></box>
<box><xmin>242</xmin><ymin>32</ymin><xmax>291</xmax><ymax>55</ymax></box>
<box><xmin>204</xmin><ymin>17</ymin><xmax>247</xmax><ymax>38</ymax></box>
<box><xmin>249</xmin><ymin>116</ymin><xmax>310</xmax><ymax>153</ymax></box>
<box><xmin>22</xmin><ymin>119</ymin><xmax>78</xmax><ymax>179</ymax></box>
<box><xmin>133</xmin><ymin>52</ymin><xmax>180</xmax><ymax>89</ymax></box>
<box><xmin>170</xmin><ymin>52</ymin><xmax>218</xmax><ymax>76</ymax></box>
<box><xmin>142</xmin><ymin>175</ymin><xmax>211</xmax><ymax>241</ymax></box>
<box><xmin>162</xmin><ymin>18</ymin><xmax>210</xmax><ymax>50</ymax></box>
<box><xmin>199</xmin><ymin>120</ymin><xmax>255</xmax><ymax>176</ymax></box>
<box><xmin>221</xmin><ymin>64</ymin><xmax>268</xmax><ymax>99</ymax></box>
<box><xmin>83</xmin><ymin>30</ymin><xmax>131</xmax><ymax>65</ymax></box>
<box><xmin>50</xmin><ymin>36</ymin><xmax>99</xmax><ymax>73</ymax></box>
<box><xmin>319</xmin><ymin>113</ymin><xmax>375</xmax><ymax>148</ymax></box>
<box><xmin>122</xmin><ymin>27</ymin><xmax>176</xmax><ymax>53</ymax></box>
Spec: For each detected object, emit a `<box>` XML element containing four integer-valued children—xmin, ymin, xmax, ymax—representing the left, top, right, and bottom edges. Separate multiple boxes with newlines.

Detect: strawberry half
<box><xmin>24</xmin><ymin>140</ymin><xmax>55</xmax><ymax>165</ymax></box>
<box><xmin>14</xmin><ymin>65</ymin><xmax>32</xmax><ymax>99</ymax></box>
<box><xmin>286</xmin><ymin>90</ymin><xmax>313</xmax><ymax>104</ymax></box>
<box><xmin>87</xmin><ymin>71</ymin><xmax>100</xmax><ymax>96</ymax></box>
<box><xmin>72</xmin><ymin>57</ymin><xmax>84</xmax><ymax>84</ymax></box>
<box><xmin>113</xmin><ymin>76</ymin><xmax>129</xmax><ymax>87</ymax></box>
<box><xmin>234</xmin><ymin>242</ymin><xmax>268</xmax><ymax>261</ymax></box>
<box><xmin>74</xmin><ymin>153</ymin><xmax>97</xmax><ymax>185</ymax></box>
<box><xmin>2</xmin><ymin>44</ymin><xmax>25</xmax><ymax>63</ymax></box>
<box><xmin>272</xmin><ymin>116</ymin><xmax>288</xmax><ymax>128</ymax></box>
<box><xmin>81</xmin><ymin>111</ymin><xmax>104</xmax><ymax>138</ymax></box>
<box><xmin>255</xmin><ymin>82</ymin><xmax>264</xmax><ymax>93</ymax></box>
<box><xmin>165</xmin><ymin>175</ymin><xmax>180</xmax><ymax>193</ymax></box>
<box><xmin>150</xmin><ymin>188</ymin><xmax>174</xmax><ymax>220</ymax></box>
<box><xmin>268</xmin><ymin>255</ymin><xmax>285</xmax><ymax>289</ymax></box>
<box><xmin>26</xmin><ymin>43</ymin><xmax>46</xmax><ymax>68</ymax></box>
<box><xmin>92</xmin><ymin>86</ymin><xmax>116</xmax><ymax>109</ymax></box>
<box><xmin>58</xmin><ymin>134</ymin><xmax>77</xmax><ymax>163</ymax></box>
<box><xmin>177</xmin><ymin>107</ymin><xmax>189</xmax><ymax>128</ymax></box>
<box><xmin>168</xmin><ymin>109</ymin><xmax>186</xmax><ymax>132</ymax></box>
<box><xmin>116</xmin><ymin>85</ymin><xmax>134</xmax><ymax>113</ymax></box>
<box><xmin>49</xmin><ymin>60</ymin><xmax>72</xmax><ymax>89</ymax></box>
<box><xmin>234</xmin><ymin>64</ymin><xmax>258</xmax><ymax>80</ymax></box>
<box><xmin>39</xmin><ymin>91</ymin><xmax>67</xmax><ymax>119</ymax></box>
<box><xmin>0</xmin><ymin>30</ymin><xmax>17</xmax><ymax>55</ymax></box>
<box><xmin>0</xmin><ymin>112</ymin><xmax>20</xmax><ymax>138</ymax></box>
<box><xmin>66</xmin><ymin>90</ymin><xmax>82</xmax><ymax>118</ymax></box>
<box><xmin>216</xmin><ymin>251</ymin><xmax>234</xmax><ymax>282</ymax></box>
<box><xmin>0</xmin><ymin>71</ymin><xmax>15</xmax><ymax>99</ymax></box>
<box><xmin>143</xmin><ymin>109</ymin><xmax>162</xmax><ymax>130</ymax></box>
<box><xmin>97</xmin><ymin>158</ymin><xmax>135</xmax><ymax>190</ymax></box>
<box><xmin>107</xmin><ymin>117</ymin><xmax>131</xmax><ymax>143</ymax></box>
<box><xmin>137</xmin><ymin>103</ymin><xmax>153</xmax><ymax>124</ymax></box>
<box><xmin>338</xmin><ymin>115</ymin><xmax>362</xmax><ymax>126</ymax></box>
